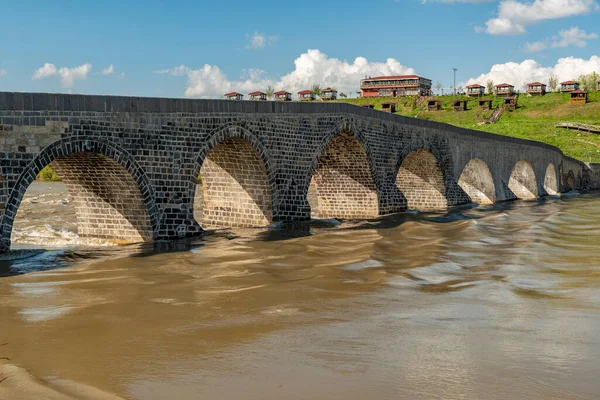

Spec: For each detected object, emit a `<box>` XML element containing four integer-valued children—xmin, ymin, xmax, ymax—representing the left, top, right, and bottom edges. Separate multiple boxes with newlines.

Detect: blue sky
<box><xmin>0</xmin><ymin>0</ymin><xmax>599</xmax><ymax>98</ymax></box>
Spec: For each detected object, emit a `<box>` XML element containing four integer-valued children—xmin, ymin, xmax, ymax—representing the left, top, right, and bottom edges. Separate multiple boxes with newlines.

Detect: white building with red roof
<box><xmin>466</xmin><ymin>84</ymin><xmax>485</xmax><ymax>97</ymax></box>
<box><xmin>360</xmin><ymin>75</ymin><xmax>432</xmax><ymax>98</ymax></box>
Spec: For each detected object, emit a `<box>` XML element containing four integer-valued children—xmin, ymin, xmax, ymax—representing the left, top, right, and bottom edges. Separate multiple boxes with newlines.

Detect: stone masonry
<box><xmin>0</xmin><ymin>92</ymin><xmax>591</xmax><ymax>251</ymax></box>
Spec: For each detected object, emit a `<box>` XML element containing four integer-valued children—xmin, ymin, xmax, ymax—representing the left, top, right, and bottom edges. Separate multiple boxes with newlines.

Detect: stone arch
<box><xmin>194</xmin><ymin>125</ymin><xmax>274</xmax><ymax>228</ymax></box>
<box><xmin>567</xmin><ymin>170</ymin><xmax>576</xmax><ymax>190</ymax></box>
<box><xmin>1</xmin><ymin>139</ymin><xmax>158</xmax><ymax>250</ymax></box>
<box><xmin>458</xmin><ymin>158</ymin><xmax>495</xmax><ymax>205</ymax></box>
<box><xmin>543</xmin><ymin>163</ymin><xmax>558</xmax><ymax>195</ymax></box>
<box><xmin>308</xmin><ymin>129</ymin><xmax>379</xmax><ymax>219</ymax></box>
<box><xmin>395</xmin><ymin>142</ymin><xmax>450</xmax><ymax>211</ymax></box>
<box><xmin>508</xmin><ymin>160</ymin><xmax>538</xmax><ymax>199</ymax></box>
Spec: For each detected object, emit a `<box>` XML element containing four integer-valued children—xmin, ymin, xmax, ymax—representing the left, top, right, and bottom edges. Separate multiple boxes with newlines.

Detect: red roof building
<box><xmin>224</xmin><ymin>92</ymin><xmax>243</xmax><ymax>100</ymax></box>
<box><xmin>466</xmin><ymin>84</ymin><xmax>485</xmax><ymax>97</ymax></box>
<box><xmin>527</xmin><ymin>82</ymin><xmax>546</xmax><ymax>96</ymax></box>
<box><xmin>248</xmin><ymin>91</ymin><xmax>267</xmax><ymax>101</ymax></box>
<box><xmin>320</xmin><ymin>87</ymin><xmax>338</xmax><ymax>100</ymax></box>
<box><xmin>360</xmin><ymin>75</ymin><xmax>432</xmax><ymax>98</ymax></box>
<box><xmin>273</xmin><ymin>90</ymin><xmax>292</xmax><ymax>101</ymax></box>
<box><xmin>494</xmin><ymin>83</ymin><xmax>514</xmax><ymax>97</ymax></box>
<box><xmin>560</xmin><ymin>81</ymin><xmax>579</xmax><ymax>92</ymax></box>
<box><xmin>298</xmin><ymin>90</ymin><xmax>315</xmax><ymax>101</ymax></box>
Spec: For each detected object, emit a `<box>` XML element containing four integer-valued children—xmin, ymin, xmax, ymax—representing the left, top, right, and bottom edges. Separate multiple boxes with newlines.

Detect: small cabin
<box><xmin>478</xmin><ymin>99</ymin><xmax>493</xmax><ymax>110</ymax></box>
<box><xmin>381</xmin><ymin>102</ymin><xmax>396</xmax><ymax>113</ymax></box>
<box><xmin>466</xmin><ymin>84</ymin><xmax>485</xmax><ymax>97</ymax></box>
<box><xmin>570</xmin><ymin>90</ymin><xmax>587</xmax><ymax>105</ymax></box>
<box><xmin>494</xmin><ymin>83</ymin><xmax>514</xmax><ymax>97</ymax></box>
<box><xmin>273</xmin><ymin>90</ymin><xmax>292</xmax><ymax>101</ymax></box>
<box><xmin>248</xmin><ymin>91</ymin><xmax>267</xmax><ymax>101</ymax></box>
<box><xmin>504</xmin><ymin>97</ymin><xmax>517</xmax><ymax>111</ymax></box>
<box><xmin>298</xmin><ymin>90</ymin><xmax>315</xmax><ymax>101</ymax></box>
<box><xmin>224</xmin><ymin>92</ymin><xmax>243</xmax><ymax>101</ymax></box>
<box><xmin>560</xmin><ymin>81</ymin><xmax>579</xmax><ymax>92</ymax></box>
<box><xmin>527</xmin><ymin>82</ymin><xmax>546</xmax><ymax>96</ymax></box>
<box><xmin>361</xmin><ymin>104</ymin><xmax>374</xmax><ymax>109</ymax></box>
<box><xmin>453</xmin><ymin>99</ymin><xmax>467</xmax><ymax>111</ymax></box>
<box><xmin>320</xmin><ymin>87</ymin><xmax>338</xmax><ymax>101</ymax></box>
<box><xmin>427</xmin><ymin>99</ymin><xmax>440</xmax><ymax>111</ymax></box>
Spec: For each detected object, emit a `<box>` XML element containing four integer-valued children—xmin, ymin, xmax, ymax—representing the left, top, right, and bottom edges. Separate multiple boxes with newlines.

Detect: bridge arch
<box><xmin>508</xmin><ymin>160</ymin><xmax>538</xmax><ymax>199</ymax></box>
<box><xmin>193</xmin><ymin>125</ymin><xmax>275</xmax><ymax>228</ymax></box>
<box><xmin>458</xmin><ymin>158</ymin><xmax>495</xmax><ymax>205</ymax></box>
<box><xmin>566</xmin><ymin>170</ymin><xmax>576</xmax><ymax>190</ymax></box>
<box><xmin>395</xmin><ymin>142</ymin><xmax>450</xmax><ymax>211</ymax></box>
<box><xmin>1</xmin><ymin>138</ymin><xmax>158</xmax><ymax>250</ymax></box>
<box><xmin>307</xmin><ymin>122</ymin><xmax>379</xmax><ymax>219</ymax></box>
<box><xmin>543</xmin><ymin>163</ymin><xmax>558</xmax><ymax>195</ymax></box>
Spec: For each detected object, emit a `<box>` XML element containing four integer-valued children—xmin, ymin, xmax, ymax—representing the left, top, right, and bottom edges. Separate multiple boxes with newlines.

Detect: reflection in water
<box><xmin>1</xmin><ymin>183</ymin><xmax>600</xmax><ymax>399</ymax></box>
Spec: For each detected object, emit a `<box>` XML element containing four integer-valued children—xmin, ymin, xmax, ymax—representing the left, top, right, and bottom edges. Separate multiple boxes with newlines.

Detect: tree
<box><xmin>578</xmin><ymin>72</ymin><xmax>599</xmax><ymax>92</ymax></box>
<box><xmin>548</xmin><ymin>75</ymin><xmax>558</xmax><ymax>92</ymax></box>
<box><xmin>486</xmin><ymin>80</ymin><xmax>495</xmax><ymax>95</ymax></box>
<box><xmin>311</xmin><ymin>84</ymin><xmax>322</xmax><ymax>97</ymax></box>
<box><xmin>434</xmin><ymin>81</ymin><xmax>443</xmax><ymax>95</ymax></box>
<box><xmin>265</xmin><ymin>85</ymin><xmax>274</xmax><ymax>100</ymax></box>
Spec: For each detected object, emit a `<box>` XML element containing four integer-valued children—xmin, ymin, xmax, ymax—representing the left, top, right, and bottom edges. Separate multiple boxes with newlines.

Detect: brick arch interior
<box><xmin>309</xmin><ymin>132</ymin><xmax>379</xmax><ymax>219</ymax></box>
<box><xmin>508</xmin><ymin>160</ymin><xmax>538</xmax><ymax>199</ymax></box>
<box><xmin>544</xmin><ymin>163</ymin><xmax>558</xmax><ymax>195</ymax></box>
<box><xmin>197</xmin><ymin>137</ymin><xmax>273</xmax><ymax>228</ymax></box>
<box><xmin>396</xmin><ymin>149</ymin><xmax>447</xmax><ymax>211</ymax></box>
<box><xmin>2</xmin><ymin>144</ymin><xmax>157</xmax><ymax>250</ymax></box>
<box><xmin>567</xmin><ymin>171</ymin><xmax>576</xmax><ymax>190</ymax></box>
<box><xmin>458</xmin><ymin>158</ymin><xmax>496</xmax><ymax>205</ymax></box>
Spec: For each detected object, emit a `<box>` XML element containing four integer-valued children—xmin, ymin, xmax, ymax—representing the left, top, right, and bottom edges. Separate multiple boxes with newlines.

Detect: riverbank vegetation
<box><xmin>337</xmin><ymin>91</ymin><xmax>600</xmax><ymax>162</ymax></box>
<box><xmin>37</xmin><ymin>166</ymin><xmax>60</xmax><ymax>181</ymax></box>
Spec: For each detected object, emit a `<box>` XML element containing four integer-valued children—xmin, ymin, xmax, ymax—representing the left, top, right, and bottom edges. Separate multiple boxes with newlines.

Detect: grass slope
<box><xmin>337</xmin><ymin>92</ymin><xmax>600</xmax><ymax>162</ymax></box>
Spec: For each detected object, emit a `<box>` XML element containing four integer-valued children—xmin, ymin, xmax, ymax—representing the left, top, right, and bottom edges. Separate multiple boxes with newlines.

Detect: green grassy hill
<box><xmin>337</xmin><ymin>92</ymin><xmax>600</xmax><ymax>162</ymax></box>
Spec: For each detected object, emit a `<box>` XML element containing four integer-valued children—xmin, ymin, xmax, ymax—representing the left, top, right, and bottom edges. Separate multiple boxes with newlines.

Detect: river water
<box><xmin>1</xmin><ymin>182</ymin><xmax>600</xmax><ymax>399</ymax></box>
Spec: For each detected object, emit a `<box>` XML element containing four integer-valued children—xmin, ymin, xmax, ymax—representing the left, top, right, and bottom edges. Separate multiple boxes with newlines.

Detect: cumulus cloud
<box><xmin>246</xmin><ymin>32</ymin><xmax>277</xmax><ymax>49</ymax></box>
<box><xmin>32</xmin><ymin>62</ymin><xmax>92</xmax><ymax>89</ymax></box>
<box><xmin>155</xmin><ymin>49</ymin><xmax>416</xmax><ymax>98</ymax></box>
<box><xmin>102</xmin><ymin>64</ymin><xmax>115</xmax><ymax>75</ymax></box>
<box><xmin>483</xmin><ymin>0</ymin><xmax>599</xmax><ymax>35</ymax></box>
<box><xmin>0</xmin><ymin>69</ymin><xmax>7</xmax><ymax>77</ymax></box>
<box><xmin>464</xmin><ymin>55</ymin><xmax>600</xmax><ymax>90</ymax></box>
<box><xmin>524</xmin><ymin>26</ymin><xmax>598</xmax><ymax>52</ymax></box>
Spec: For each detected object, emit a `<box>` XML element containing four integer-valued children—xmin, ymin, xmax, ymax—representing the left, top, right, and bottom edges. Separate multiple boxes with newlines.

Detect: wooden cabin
<box><xmin>361</xmin><ymin>104</ymin><xmax>374</xmax><ymax>109</ymax></box>
<box><xmin>570</xmin><ymin>90</ymin><xmax>587</xmax><ymax>105</ymax></box>
<box><xmin>248</xmin><ymin>91</ymin><xmax>267</xmax><ymax>101</ymax></box>
<box><xmin>273</xmin><ymin>90</ymin><xmax>292</xmax><ymax>101</ymax></box>
<box><xmin>320</xmin><ymin>87</ymin><xmax>338</xmax><ymax>101</ymax></box>
<box><xmin>526</xmin><ymin>82</ymin><xmax>546</xmax><ymax>96</ymax></box>
<box><xmin>478</xmin><ymin>99</ymin><xmax>493</xmax><ymax>110</ymax></box>
<box><xmin>560</xmin><ymin>81</ymin><xmax>579</xmax><ymax>92</ymax></box>
<box><xmin>466</xmin><ymin>84</ymin><xmax>485</xmax><ymax>97</ymax></box>
<box><xmin>224</xmin><ymin>92</ymin><xmax>243</xmax><ymax>101</ymax></box>
<box><xmin>427</xmin><ymin>99</ymin><xmax>440</xmax><ymax>111</ymax></box>
<box><xmin>381</xmin><ymin>102</ymin><xmax>397</xmax><ymax>113</ymax></box>
<box><xmin>504</xmin><ymin>97</ymin><xmax>517</xmax><ymax>111</ymax></box>
<box><xmin>453</xmin><ymin>99</ymin><xmax>467</xmax><ymax>111</ymax></box>
<box><xmin>298</xmin><ymin>90</ymin><xmax>315</xmax><ymax>101</ymax></box>
<box><xmin>494</xmin><ymin>83</ymin><xmax>514</xmax><ymax>97</ymax></box>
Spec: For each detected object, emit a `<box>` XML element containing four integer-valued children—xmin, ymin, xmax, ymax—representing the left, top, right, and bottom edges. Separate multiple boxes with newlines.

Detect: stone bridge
<box><xmin>0</xmin><ymin>92</ymin><xmax>588</xmax><ymax>251</ymax></box>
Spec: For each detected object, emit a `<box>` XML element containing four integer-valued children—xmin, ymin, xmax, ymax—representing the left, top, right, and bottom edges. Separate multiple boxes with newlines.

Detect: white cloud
<box><xmin>524</xmin><ymin>26</ymin><xmax>598</xmax><ymax>52</ymax></box>
<box><xmin>0</xmin><ymin>69</ymin><xmax>7</xmax><ymax>77</ymax></box>
<box><xmin>155</xmin><ymin>49</ymin><xmax>416</xmax><ymax>98</ymax></box>
<box><xmin>102</xmin><ymin>64</ymin><xmax>115</xmax><ymax>75</ymax></box>
<box><xmin>32</xmin><ymin>62</ymin><xmax>92</xmax><ymax>89</ymax></box>
<box><xmin>464</xmin><ymin>55</ymin><xmax>600</xmax><ymax>90</ymax></box>
<box><xmin>246</xmin><ymin>32</ymin><xmax>278</xmax><ymax>49</ymax></box>
<box><xmin>483</xmin><ymin>0</ymin><xmax>599</xmax><ymax>35</ymax></box>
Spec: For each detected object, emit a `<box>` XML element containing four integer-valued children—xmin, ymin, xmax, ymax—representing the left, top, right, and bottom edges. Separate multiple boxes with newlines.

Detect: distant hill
<box><xmin>336</xmin><ymin>92</ymin><xmax>600</xmax><ymax>163</ymax></box>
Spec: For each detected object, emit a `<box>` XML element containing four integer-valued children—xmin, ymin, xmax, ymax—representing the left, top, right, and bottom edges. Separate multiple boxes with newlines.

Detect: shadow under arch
<box><xmin>394</xmin><ymin>140</ymin><xmax>453</xmax><ymax>211</ymax></box>
<box><xmin>305</xmin><ymin>119</ymin><xmax>380</xmax><ymax>219</ymax></box>
<box><xmin>458</xmin><ymin>158</ymin><xmax>496</xmax><ymax>204</ymax></box>
<box><xmin>566</xmin><ymin>170</ymin><xmax>576</xmax><ymax>190</ymax></box>
<box><xmin>192</xmin><ymin>124</ymin><xmax>275</xmax><ymax>228</ymax></box>
<box><xmin>1</xmin><ymin>138</ymin><xmax>159</xmax><ymax>250</ymax></box>
<box><xmin>508</xmin><ymin>160</ymin><xmax>538</xmax><ymax>199</ymax></box>
<box><xmin>543</xmin><ymin>163</ymin><xmax>558</xmax><ymax>195</ymax></box>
